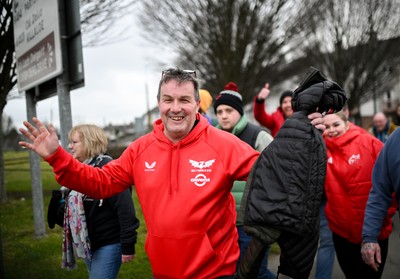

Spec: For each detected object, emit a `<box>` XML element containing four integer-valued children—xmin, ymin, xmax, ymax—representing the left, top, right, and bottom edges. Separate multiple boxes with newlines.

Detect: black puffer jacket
<box><xmin>241</xmin><ymin>67</ymin><xmax>347</xmax><ymax>235</ymax></box>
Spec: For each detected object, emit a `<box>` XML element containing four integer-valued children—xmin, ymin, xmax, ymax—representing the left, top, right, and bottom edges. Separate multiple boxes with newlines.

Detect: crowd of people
<box><xmin>19</xmin><ymin>67</ymin><xmax>399</xmax><ymax>279</ymax></box>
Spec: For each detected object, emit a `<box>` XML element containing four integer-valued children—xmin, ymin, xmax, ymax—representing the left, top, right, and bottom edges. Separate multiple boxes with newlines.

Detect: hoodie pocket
<box><xmin>146</xmin><ymin>232</ymin><xmax>217</xmax><ymax>278</ymax></box>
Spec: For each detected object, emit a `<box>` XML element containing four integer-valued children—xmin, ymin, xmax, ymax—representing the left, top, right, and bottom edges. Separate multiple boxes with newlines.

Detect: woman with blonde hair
<box><xmin>61</xmin><ymin>124</ymin><xmax>139</xmax><ymax>279</ymax></box>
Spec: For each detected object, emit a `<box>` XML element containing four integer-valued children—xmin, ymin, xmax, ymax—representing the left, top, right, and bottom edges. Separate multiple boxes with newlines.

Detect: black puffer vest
<box><xmin>237</xmin><ymin>122</ymin><xmax>267</xmax><ymax>149</ymax></box>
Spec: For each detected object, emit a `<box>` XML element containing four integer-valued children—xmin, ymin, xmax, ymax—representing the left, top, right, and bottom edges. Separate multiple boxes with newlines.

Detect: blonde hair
<box><xmin>330</xmin><ymin>111</ymin><xmax>350</xmax><ymax>131</ymax></box>
<box><xmin>335</xmin><ymin>110</ymin><xmax>349</xmax><ymax>122</ymax></box>
<box><xmin>68</xmin><ymin>124</ymin><xmax>108</xmax><ymax>159</ymax></box>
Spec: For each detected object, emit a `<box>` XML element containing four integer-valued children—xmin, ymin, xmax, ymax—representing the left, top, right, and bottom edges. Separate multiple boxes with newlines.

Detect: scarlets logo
<box><xmin>189</xmin><ymin>159</ymin><xmax>215</xmax><ymax>173</ymax></box>
<box><xmin>189</xmin><ymin>159</ymin><xmax>215</xmax><ymax>169</ymax></box>
<box><xmin>189</xmin><ymin>159</ymin><xmax>214</xmax><ymax>186</ymax></box>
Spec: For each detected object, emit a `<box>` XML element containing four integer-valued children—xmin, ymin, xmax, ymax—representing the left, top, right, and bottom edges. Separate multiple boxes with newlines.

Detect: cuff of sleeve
<box><xmin>255</xmin><ymin>96</ymin><xmax>265</xmax><ymax>104</ymax></box>
<box><xmin>362</xmin><ymin>236</ymin><xmax>379</xmax><ymax>243</ymax></box>
<box><xmin>121</xmin><ymin>244</ymin><xmax>135</xmax><ymax>256</ymax></box>
<box><xmin>45</xmin><ymin>146</ymin><xmax>68</xmax><ymax>165</ymax></box>
<box><xmin>44</xmin><ymin>147</ymin><xmax>76</xmax><ymax>181</ymax></box>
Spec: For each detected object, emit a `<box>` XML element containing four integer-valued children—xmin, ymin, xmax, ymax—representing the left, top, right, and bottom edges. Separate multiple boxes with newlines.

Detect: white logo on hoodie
<box><xmin>145</xmin><ymin>161</ymin><xmax>156</xmax><ymax>171</ymax></box>
<box><xmin>348</xmin><ymin>154</ymin><xmax>360</xmax><ymax>165</ymax></box>
<box><xmin>189</xmin><ymin>159</ymin><xmax>215</xmax><ymax>173</ymax></box>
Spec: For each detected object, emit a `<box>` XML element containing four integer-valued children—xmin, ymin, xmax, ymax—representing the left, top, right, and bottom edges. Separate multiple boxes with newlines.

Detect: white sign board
<box><xmin>13</xmin><ymin>0</ymin><xmax>63</xmax><ymax>91</ymax></box>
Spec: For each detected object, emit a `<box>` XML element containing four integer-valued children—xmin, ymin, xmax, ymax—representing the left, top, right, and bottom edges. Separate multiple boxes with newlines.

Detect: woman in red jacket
<box><xmin>323</xmin><ymin>111</ymin><xmax>396</xmax><ymax>279</ymax></box>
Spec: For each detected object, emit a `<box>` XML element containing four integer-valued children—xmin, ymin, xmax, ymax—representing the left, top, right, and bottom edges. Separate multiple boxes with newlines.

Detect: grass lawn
<box><xmin>1</xmin><ymin>150</ymin><xmax>279</xmax><ymax>278</ymax></box>
<box><xmin>1</xmin><ymin>151</ymin><xmax>151</xmax><ymax>278</ymax></box>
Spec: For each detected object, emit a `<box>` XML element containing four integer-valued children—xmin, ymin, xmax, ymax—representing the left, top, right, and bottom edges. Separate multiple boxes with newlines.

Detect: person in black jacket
<box><xmin>237</xmin><ymin>67</ymin><xmax>347</xmax><ymax>279</ymax></box>
<box><xmin>60</xmin><ymin>124</ymin><xmax>139</xmax><ymax>279</ymax></box>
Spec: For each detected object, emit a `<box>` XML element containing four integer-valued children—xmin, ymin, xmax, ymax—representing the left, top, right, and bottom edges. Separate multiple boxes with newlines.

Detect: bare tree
<box><xmin>0</xmin><ymin>0</ymin><xmax>138</xmax><ymax>204</ymax></box>
<box><xmin>80</xmin><ymin>0</ymin><xmax>137</xmax><ymax>46</ymax></box>
<box><xmin>138</xmin><ymin>0</ymin><xmax>309</xmax><ymax>103</ymax></box>
<box><xmin>0</xmin><ymin>0</ymin><xmax>14</xmax><ymax>204</ymax></box>
<box><xmin>293</xmin><ymin>0</ymin><xmax>400</xmax><ymax>122</ymax></box>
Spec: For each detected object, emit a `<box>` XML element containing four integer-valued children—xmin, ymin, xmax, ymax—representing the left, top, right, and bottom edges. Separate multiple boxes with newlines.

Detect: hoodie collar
<box><xmin>152</xmin><ymin>113</ymin><xmax>209</xmax><ymax>146</ymax></box>
<box><xmin>324</xmin><ymin>125</ymin><xmax>360</xmax><ymax>150</ymax></box>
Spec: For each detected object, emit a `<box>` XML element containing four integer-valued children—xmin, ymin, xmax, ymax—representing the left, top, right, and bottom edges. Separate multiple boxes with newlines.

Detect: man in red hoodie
<box><xmin>19</xmin><ymin>68</ymin><xmax>325</xmax><ymax>279</ymax></box>
<box><xmin>253</xmin><ymin>83</ymin><xmax>293</xmax><ymax>137</ymax></box>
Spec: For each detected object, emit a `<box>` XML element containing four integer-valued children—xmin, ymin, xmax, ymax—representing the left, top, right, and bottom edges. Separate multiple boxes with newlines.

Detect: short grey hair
<box><xmin>157</xmin><ymin>68</ymin><xmax>200</xmax><ymax>102</ymax></box>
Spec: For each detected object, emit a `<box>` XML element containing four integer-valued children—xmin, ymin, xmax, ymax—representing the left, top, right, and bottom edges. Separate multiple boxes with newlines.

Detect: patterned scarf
<box><xmin>61</xmin><ymin>191</ymin><xmax>91</xmax><ymax>269</ymax></box>
<box><xmin>61</xmin><ymin>156</ymin><xmax>110</xmax><ymax>269</ymax></box>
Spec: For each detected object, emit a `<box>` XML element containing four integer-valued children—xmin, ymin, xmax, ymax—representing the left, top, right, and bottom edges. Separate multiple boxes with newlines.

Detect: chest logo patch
<box><xmin>189</xmin><ymin>159</ymin><xmax>215</xmax><ymax>169</ymax></box>
<box><xmin>348</xmin><ymin>154</ymin><xmax>360</xmax><ymax>165</ymax></box>
<box><xmin>191</xmin><ymin>174</ymin><xmax>211</xmax><ymax>187</ymax></box>
<box><xmin>145</xmin><ymin>161</ymin><xmax>156</xmax><ymax>171</ymax></box>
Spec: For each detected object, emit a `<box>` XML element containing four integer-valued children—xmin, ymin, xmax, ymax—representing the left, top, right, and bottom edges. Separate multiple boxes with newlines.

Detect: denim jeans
<box><xmin>85</xmin><ymin>243</ymin><xmax>122</xmax><ymax>279</ymax></box>
<box><xmin>315</xmin><ymin>201</ymin><xmax>335</xmax><ymax>279</ymax></box>
<box><xmin>237</xmin><ymin>226</ymin><xmax>276</xmax><ymax>279</ymax></box>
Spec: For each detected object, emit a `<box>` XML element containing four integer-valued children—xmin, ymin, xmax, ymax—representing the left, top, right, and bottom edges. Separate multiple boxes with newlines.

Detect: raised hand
<box><xmin>19</xmin><ymin>117</ymin><xmax>61</xmax><ymax>158</ymax></box>
<box><xmin>257</xmin><ymin>83</ymin><xmax>270</xmax><ymax>100</ymax></box>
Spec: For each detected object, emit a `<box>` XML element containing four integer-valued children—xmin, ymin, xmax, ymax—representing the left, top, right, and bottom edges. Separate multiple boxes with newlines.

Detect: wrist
<box><xmin>256</xmin><ymin>96</ymin><xmax>265</xmax><ymax>103</ymax></box>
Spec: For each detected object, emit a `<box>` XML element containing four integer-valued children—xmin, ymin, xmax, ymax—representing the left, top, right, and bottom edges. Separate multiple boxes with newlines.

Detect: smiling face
<box><xmin>323</xmin><ymin>113</ymin><xmax>349</xmax><ymax>138</ymax></box>
<box><xmin>216</xmin><ymin>104</ymin><xmax>241</xmax><ymax>132</ymax></box>
<box><xmin>281</xmin><ymin>96</ymin><xmax>293</xmax><ymax>119</ymax></box>
<box><xmin>158</xmin><ymin>79</ymin><xmax>200</xmax><ymax>143</ymax></box>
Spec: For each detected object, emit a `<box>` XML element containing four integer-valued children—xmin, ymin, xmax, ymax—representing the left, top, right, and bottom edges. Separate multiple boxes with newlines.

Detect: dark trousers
<box><xmin>333</xmin><ymin>233</ymin><xmax>388</xmax><ymax>279</ymax></box>
<box><xmin>237</xmin><ymin>224</ymin><xmax>319</xmax><ymax>279</ymax></box>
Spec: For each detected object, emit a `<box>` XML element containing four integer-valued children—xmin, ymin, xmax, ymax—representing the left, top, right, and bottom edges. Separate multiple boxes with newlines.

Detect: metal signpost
<box><xmin>12</xmin><ymin>0</ymin><xmax>84</xmax><ymax>237</ymax></box>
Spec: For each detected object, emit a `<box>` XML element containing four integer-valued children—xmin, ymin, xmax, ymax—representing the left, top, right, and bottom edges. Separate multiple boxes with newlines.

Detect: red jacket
<box><xmin>253</xmin><ymin>96</ymin><xmax>285</xmax><ymax>137</ymax></box>
<box><xmin>46</xmin><ymin>115</ymin><xmax>259</xmax><ymax>278</ymax></box>
<box><xmin>324</xmin><ymin>126</ymin><xmax>396</xmax><ymax>244</ymax></box>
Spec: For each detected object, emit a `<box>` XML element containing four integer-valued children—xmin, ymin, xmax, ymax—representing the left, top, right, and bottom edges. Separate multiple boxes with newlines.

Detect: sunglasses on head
<box><xmin>161</xmin><ymin>69</ymin><xmax>197</xmax><ymax>78</ymax></box>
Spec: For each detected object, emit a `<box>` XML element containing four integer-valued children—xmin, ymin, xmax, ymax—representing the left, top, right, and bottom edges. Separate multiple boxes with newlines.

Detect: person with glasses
<box><xmin>19</xmin><ymin>68</ymin><xmax>325</xmax><ymax>279</ymax></box>
<box><xmin>60</xmin><ymin>124</ymin><xmax>139</xmax><ymax>279</ymax></box>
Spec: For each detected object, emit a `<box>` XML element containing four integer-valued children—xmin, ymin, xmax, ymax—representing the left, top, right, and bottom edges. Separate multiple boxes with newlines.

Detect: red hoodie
<box><xmin>46</xmin><ymin>115</ymin><xmax>259</xmax><ymax>278</ymax></box>
<box><xmin>324</xmin><ymin>126</ymin><xmax>396</xmax><ymax>244</ymax></box>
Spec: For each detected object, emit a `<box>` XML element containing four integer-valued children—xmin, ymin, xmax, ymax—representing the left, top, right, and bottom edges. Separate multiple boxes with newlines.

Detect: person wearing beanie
<box><xmin>214</xmin><ymin>81</ymin><xmax>275</xmax><ymax>279</ymax></box>
<box><xmin>253</xmin><ymin>82</ymin><xmax>293</xmax><ymax>137</ymax></box>
<box><xmin>199</xmin><ymin>89</ymin><xmax>215</xmax><ymax>124</ymax></box>
<box><xmin>214</xmin><ymin>82</ymin><xmax>244</xmax><ymax>117</ymax></box>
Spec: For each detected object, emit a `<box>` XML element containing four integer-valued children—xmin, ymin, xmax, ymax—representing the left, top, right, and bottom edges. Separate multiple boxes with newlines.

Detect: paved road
<box><xmin>268</xmin><ymin>216</ymin><xmax>400</xmax><ymax>278</ymax></box>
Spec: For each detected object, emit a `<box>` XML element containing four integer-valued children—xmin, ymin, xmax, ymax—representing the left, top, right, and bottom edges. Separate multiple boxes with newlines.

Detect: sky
<box><xmin>4</xmin><ymin>12</ymin><xmax>176</xmax><ymax>129</ymax></box>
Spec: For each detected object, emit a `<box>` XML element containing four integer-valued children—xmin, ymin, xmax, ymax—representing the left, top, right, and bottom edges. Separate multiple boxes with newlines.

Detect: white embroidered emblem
<box><xmin>327</xmin><ymin>157</ymin><xmax>333</xmax><ymax>164</ymax></box>
<box><xmin>189</xmin><ymin>159</ymin><xmax>215</xmax><ymax>169</ymax></box>
<box><xmin>190</xmin><ymin>174</ymin><xmax>211</xmax><ymax>187</ymax></box>
<box><xmin>145</xmin><ymin>161</ymin><xmax>156</xmax><ymax>171</ymax></box>
<box><xmin>348</xmin><ymin>154</ymin><xmax>360</xmax><ymax>165</ymax></box>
